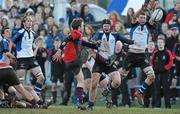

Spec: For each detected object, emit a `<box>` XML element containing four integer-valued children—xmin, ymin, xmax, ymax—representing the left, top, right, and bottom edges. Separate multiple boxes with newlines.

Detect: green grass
<box><xmin>1</xmin><ymin>106</ymin><xmax>180</xmax><ymax>114</ymax></box>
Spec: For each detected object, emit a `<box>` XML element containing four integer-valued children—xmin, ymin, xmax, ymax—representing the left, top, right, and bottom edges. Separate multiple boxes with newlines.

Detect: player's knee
<box><xmin>120</xmin><ymin>69</ymin><xmax>128</xmax><ymax>78</ymax></box>
<box><xmin>36</xmin><ymin>73</ymin><xmax>44</xmax><ymax>83</ymax></box>
<box><xmin>19</xmin><ymin>77</ymin><xmax>25</xmax><ymax>83</ymax></box>
<box><xmin>112</xmin><ymin>80</ymin><xmax>121</xmax><ymax>88</ymax></box>
<box><xmin>91</xmin><ymin>73</ymin><xmax>100</xmax><ymax>89</ymax></box>
<box><xmin>144</xmin><ymin>66</ymin><xmax>155</xmax><ymax>82</ymax></box>
<box><xmin>18</xmin><ymin>74</ymin><xmax>25</xmax><ymax>83</ymax></box>
<box><xmin>26</xmin><ymin>86</ymin><xmax>33</xmax><ymax>91</ymax></box>
<box><xmin>148</xmin><ymin>74</ymin><xmax>155</xmax><ymax>82</ymax></box>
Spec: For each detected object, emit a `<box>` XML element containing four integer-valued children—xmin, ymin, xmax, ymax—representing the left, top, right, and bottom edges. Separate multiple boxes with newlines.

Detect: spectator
<box><xmin>176</xmin><ymin>13</ymin><xmax>180</xmax><ymax>30</ymax></box>
<box><xmin>124</xmin><ymin>8</ymin><xmax>135</xmax><ymax>29</ymax></box>
<box><xmin>84</xmin><ymin>24</ymin><xmax>94</xmax><ymax>40</ymax></box>
<box><xmin>19</xmin><ymin>0</ymin><xmax>31</xmax><ymax>14</ymax></box>
<box><xmin>0</xmin><ymin>10</ymin><xmax>6</xmax><ymax>18</ymax></box>
<box><xmin>42</xmin><ymin>0</ymin><xmax>50</xmax><ymax>7</ymax></box>
<box><xmin>66</xmin><ymin>1</ymin><xmax>80</xmax><ymax>26</ymax></box>
<box><xmin>1</xmin><ymin>17</ymin><xmax>9</xmax><ymax>28</ymax></box>
<box><xmin>149</xmin><ymin>0</ymin><xmax>167</xmax><ymax>23</ymax></box>
<box><xmin>45</xmin><ymin>16</ymin><xmax>55</xmax><ymax>32</ymax></box>
<box><xmin>9</xmin><ymin>5</ymin><xmax>19</xmax><ymax>19</ymax></box>
<box><xmin>172</xmin><ymin>34</ymin><xmax>180</xmax><ymax>98</ymax></box>
<box><xmin>170</xmin><ymin>23</ymin><xmax>180</xmax><ymax>103</ymax></box>
<box><xmin>36</xmin><ymin>6</ymin><xmax>45</xmax><ymax>17</ymax></box>
<box><xmin>12</xmin><ymin>0</ymin><xmax>21</xmax><ymax>8</ymax></box>
<box><xmin>2</xmin><ymin>0</ymin><xmax>13</xmax><ymax>11</ymax></box>
<box><xmin>12</xmin><ymin>16</ymin><xmax>22</xmax><ymax>36</ymax></box>
<box><xmin>29</xmin><ymin>0</ymin><xmax>42</xmax><ymax>13</ymax></box>
<box><xmin>109</xmin><ymin>11</ymin><xmax>122</xmax><ymax>32</ymax></box>
<box><xmin>166</xmin><ymin>29</ymin><xmax>172</xmax><ymax>38</ymax></box>
<box><xmin>59</xmin><ymin>18</ymin><xmax>66</xmax><ymax>32</ymax></box>
<box><xmin>44</xmin><ymin>5</ymin><xmax>53</xmax><ymax>20</ymax></box>
<box><xmin>80</xmin><ymin>4</ymin><xmax>95</xmax><ymax>23</ymax></box>
<box><xmin>46</xmin><ymin>24</ymin><xmax>63</xmax><ymax>51</ymax></box>
<box><xmin>166</xmin><ymin>24</ymin><xmax>179</xmax><ymax>51</ymax></box>
<box><xmin>151</xmin><ymin>36</ymin><xmax>173</xmax><ymax>108</ymax></box>
<box><xmin>165</xmin><ymin>1</ymin><xmax>180</xmax><ymax>25</ymax></box>
<box><xmin>114</xmin><ymin>21</ymin><xmax>126</xmax><ymax>33</ymax></box>
<box><xmin>34</xmin><ymin>12</ymin><xmax>44</xmax><ymax>25</ymax></box>
<box><xmin>160</xmin><ymin>23</ymin><xmax>169</xmax><ymax>37</ymax></box>
<box><xmin>32</xmin><ymin>23</ymin><xmax>39</xmax><ymax>33</ymax></box>
<box><xmin>38</xmin><ymin>25</ymin><xmax>48</xmax><ymax>38</ymax></box>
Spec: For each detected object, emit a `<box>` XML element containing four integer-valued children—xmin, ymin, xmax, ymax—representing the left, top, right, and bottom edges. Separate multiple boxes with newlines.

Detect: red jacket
<box><xmin>165</xmin><ymin>10</ymin><xmax>174</xmax><ymax>24</ymax></box>
<box><xmin>150</xmin><ymin>49</ymin><xmax>174</xmax><ymax>73</ymax></box>
<box><xmin>63</xmin><ymin>30</ymin><xmax>83</xmax><ymax>63</ymax></box>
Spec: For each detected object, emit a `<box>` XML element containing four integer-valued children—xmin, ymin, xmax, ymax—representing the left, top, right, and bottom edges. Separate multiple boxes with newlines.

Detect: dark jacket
<box><xmin>150</xmin><ymin>49</ymin><xmax>174</xmax><ymax>73</ymax></box>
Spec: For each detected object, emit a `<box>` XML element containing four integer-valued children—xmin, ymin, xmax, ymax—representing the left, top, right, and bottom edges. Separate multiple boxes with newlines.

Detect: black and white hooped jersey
<box><xmin>0</xmin><ymin>38</ymin><xmax>9</xmax><ymax>63</ymax></box>
<box><xmin>93</xmin><ymin>32</ymin><xmax>134</xmax><ymax>59</ymax></box>
<box><xmin>12</xmin><ymin>28</ymin><xmax>37</xmax><ymax>58</ymax></box>
<box><xmin>129</xmin><ymin>22</ymin><xmax>153</xmax><ymax>53</ymax></box>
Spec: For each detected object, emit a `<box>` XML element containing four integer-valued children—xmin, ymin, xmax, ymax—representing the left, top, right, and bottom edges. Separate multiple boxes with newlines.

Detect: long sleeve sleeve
<box><xmin>117</xmin><ymin>33</ymin><xmax>134</xmax><ymax>44</ymax></box>
<box><xmin>164</xmin><ymin>50</ymin><xmax>174</xmax><ymax>71</ymax></box>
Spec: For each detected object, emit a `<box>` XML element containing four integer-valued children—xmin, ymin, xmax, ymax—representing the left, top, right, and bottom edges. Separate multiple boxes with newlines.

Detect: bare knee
<box><xmin>36</xmin><ymin>74</ymin><xmax>45</xmax><ymax>83</ymax></box>
<box><xmin>51</xmin><ymin>84</ymin><xmax>57</xmax><ymax>91</ymax></box>
<box><xmin>16</xmin><ymin>70</ymin><xmax>26</xmax><ymax>81</ymax></box>
<box><xmin>91</xmin><ymin>74</ymin><xmax>100</xmax><ymax>90</ymax></box>
<box><xmin>31</xmin><ymin>67</ymin><xmax>45</xmax><ymax>83</ymax></box>
<box><xmin>113</xmin><ymin>80</ymin><xmax>121</xmax><ymax>88</ymax></box>
<box><xmin>143</xmin><ymin>66</ymin><xmax>155</xmax><ymax>84</ymax></box>
<box><xmin>147</xmin><ymin>74</ymin><xmax>155</xmax><ymax>82</ymax></box>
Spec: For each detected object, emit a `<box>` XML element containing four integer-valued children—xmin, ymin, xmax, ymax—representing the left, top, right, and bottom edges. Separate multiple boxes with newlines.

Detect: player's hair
<box><xmin>1</xmin><ymin>27</ymin><xmax>10</xmax><ymax>37</ymax></box>
<box><xmin>22</xmin><ymin>16</ymin><xmax>33</xmax><ymax>23</ymax></box>
<box><xmin>71</xmin><ymin>18</ymin><xmax>83</xmax><ymax>30</ymax></box>
<box><xmin>101</xmin><ymin>19</ymin><xmax>111</xmax><ymax>26</ymax></box>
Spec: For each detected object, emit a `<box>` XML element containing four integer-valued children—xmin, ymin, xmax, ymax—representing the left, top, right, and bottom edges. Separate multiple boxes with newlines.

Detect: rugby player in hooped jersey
<box><xmin>12</xmin><ymin>16</ymin><xmax>45</xmax><ymax>97</ymax></box>
<box><xmin>120</xmin><ymin>11</ymin><xmax>156</xmax><ymax>105</ymax></box>
<box><xmin>87</xmin><ymin>19</ymin><xmax>136</xmax><ymax>110</ymax></box>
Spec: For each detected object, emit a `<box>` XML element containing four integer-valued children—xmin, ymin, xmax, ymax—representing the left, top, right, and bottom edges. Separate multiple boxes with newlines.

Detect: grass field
<box><xmin>1</xmin><ymin>106</ymin><xmax>180</xmax><ymax>114</ymax></box>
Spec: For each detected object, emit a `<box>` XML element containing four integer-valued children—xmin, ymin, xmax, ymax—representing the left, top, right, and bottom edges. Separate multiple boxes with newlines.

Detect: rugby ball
<box><xmin>151</xmin><ymin>9</ymin><xmax>163</xmax><ymax>22</ymax></box>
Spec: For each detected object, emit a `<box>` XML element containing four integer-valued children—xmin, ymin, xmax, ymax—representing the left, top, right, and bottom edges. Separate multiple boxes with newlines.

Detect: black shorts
<box><xmin>92</xmin><ymin>60</ymin><xmax>117</xmax><ymax>74</ymax></box>
<box><xmin>51</xmin><ymin>62</ymin><xmax>65</xmax><ymax>83</ymax></box>
<box><xmin>65</xmin><ymin>58</ymin><xmax>82</xmax><ymax>76</ymax></box>
<box><xmin>2</xmin><ymin>84</ymin><xmax>10</xmax><ymax>93</ymax></box>
<box><xmin>175</xmin><ymin>61</ymin><xmax>180</xmax><ymax>76</ymax></box>
<box><xmin>0</xmin><ymin>68</ymin><xmax>20</xmax><ymax>86</ymax></box>
<box><xmin>16</xmin><ymin>57</ymin><xmax>39</xmax><ymax>70</ymax></box>
<box><xmin>123</xmin><ymin>52</ymin><xmax>150</xmax><ymax>71</ymax></box>
<box><xmin>82</xmin><ymin>67</ymin><xmax>91</xmax><ymax>79</ymax></box>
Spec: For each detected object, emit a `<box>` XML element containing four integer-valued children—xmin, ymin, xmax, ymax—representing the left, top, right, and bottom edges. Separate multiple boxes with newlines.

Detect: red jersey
<box><xmin>63</xmin><ymin>30</ymin><xmax>83</xmax><ymax>63</ymax></box>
